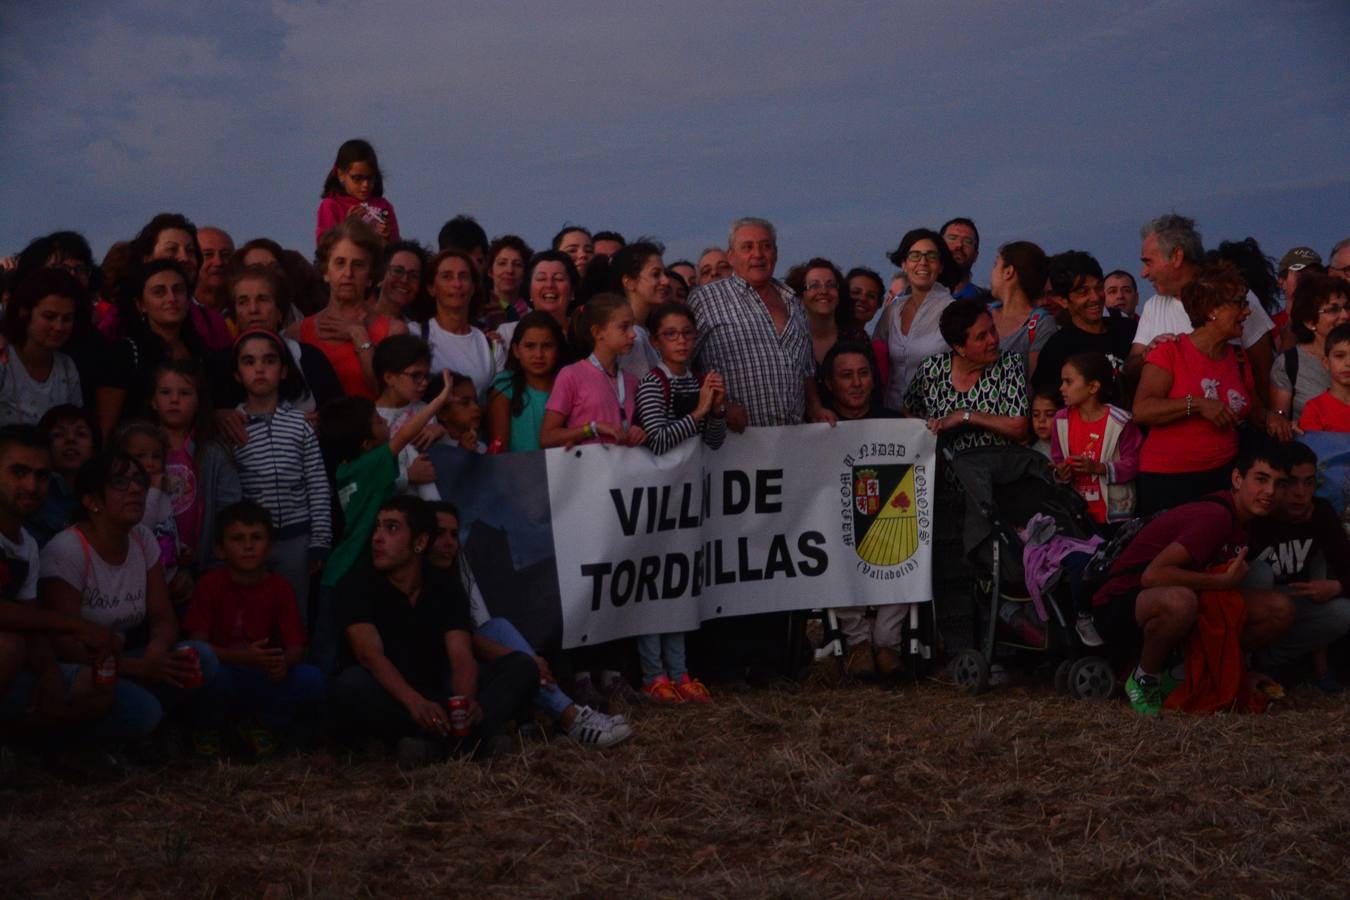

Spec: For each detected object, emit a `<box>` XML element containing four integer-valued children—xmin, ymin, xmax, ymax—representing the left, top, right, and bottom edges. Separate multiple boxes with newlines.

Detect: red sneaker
<box><xmin>673</xmin><ymin>674</ymin><xmax>712</xmax><ymax>704</ymax></box>
<box><xmin>643</xmin><ymin>675</ymin><xmax>684</xmax><ymax>704</ymax></box>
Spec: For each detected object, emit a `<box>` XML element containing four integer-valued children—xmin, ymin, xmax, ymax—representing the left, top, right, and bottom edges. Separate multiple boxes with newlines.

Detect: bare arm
<box><xmin>446</xmin><ymin>629</ymin><xmax>479</xmax><ymax>701</ymax></box>
<box><xmin>388</xmin><ymin>372</ymin><xmax>453</xmax><ymax>457</ymax></box>
<box><xmin>485</xmin><ymin>389</ymin><xmax>511</xmax><ymax>449</ymax></box>
<box><xmin>1141</xmin><ymin>542</ymin><xmax>1245</xmax><ymax>592</ymax></box>
<box><xmin>347</xmin><ymin>622</ymin><xmax>426</xmax><ymax>710</ymax></box>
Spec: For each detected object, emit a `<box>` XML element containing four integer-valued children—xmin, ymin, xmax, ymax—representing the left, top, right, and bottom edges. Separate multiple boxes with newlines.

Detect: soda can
<box><xmin>180</xmin><ymin>646</ymin><xmax>204</xmax><ymax>689</ymax></box>
<box><xmin>94</xmin><ymin>653</ymin><xmax>118</xmax><ymax>686</ymax></box>
<box><xmin>447</xmin><ymin>696</ymin><xmax>470</xmax><ymax>737</ymax></box>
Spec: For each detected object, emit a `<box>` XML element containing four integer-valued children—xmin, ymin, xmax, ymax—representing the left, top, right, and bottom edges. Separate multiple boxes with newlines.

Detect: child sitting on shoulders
<box><xmin>1299</xmin><ymin>323</ymin><xmax>1350</xmax><ymax>433</ymax></box>
<box><xmin>184</xmin><ymin>501</ymin><xmax>325</xmax><ymax>758</ymax></box>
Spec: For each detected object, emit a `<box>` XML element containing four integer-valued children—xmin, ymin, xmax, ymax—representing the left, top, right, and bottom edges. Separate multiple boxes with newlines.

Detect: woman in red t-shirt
<box><xmin>1133</xmin><ymin>261</ymin><xmax>1280</xmax><ymax>515</ymax></box>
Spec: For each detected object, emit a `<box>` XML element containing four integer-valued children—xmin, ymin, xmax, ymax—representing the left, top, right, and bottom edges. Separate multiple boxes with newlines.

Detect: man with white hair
<box><xmin>687</xmin><ymin>217</ymin><xmax>835</xmax><ymax>431</ymax></box>
<box><xmin>1130</xmin><ymin>213</ymin><xmax>1276</xmax><ymax>403</ymax></box>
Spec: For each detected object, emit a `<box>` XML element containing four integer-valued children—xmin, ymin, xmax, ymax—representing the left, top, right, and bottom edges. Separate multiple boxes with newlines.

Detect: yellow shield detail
<box><xmin>855</xmin><ymin>466</ymin><xmax>919</xmax><ymax>566</ymax></box>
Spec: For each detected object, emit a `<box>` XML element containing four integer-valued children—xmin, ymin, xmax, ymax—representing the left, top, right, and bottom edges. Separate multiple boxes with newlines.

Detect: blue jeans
<box><xmin>477</xmin><ymin>618</ymin><xmax>572</xmax><ymax>719</ymax></box>
<box><xmin>99</xmin><ymin>641</ymin><xmax>220</xmax><ymax>740</ymax></box>
<box><xmin>637</xmin><ymin>632</ymin><xmax>688</xmax><ymax>683</ymax></box>
<box><xmin>200</xmin><ymin>662</ymin><xmax>325</xmax><ymax>729</ymax></box>
<box><xmin>0</xmin><ymin>664</ymin><xmax>82</xmax><ymax>720</ymax></box>
<box><xmin>309</xmin><ymin>586</ymin><xmax>340</xmax><ymax>679</ymax></box>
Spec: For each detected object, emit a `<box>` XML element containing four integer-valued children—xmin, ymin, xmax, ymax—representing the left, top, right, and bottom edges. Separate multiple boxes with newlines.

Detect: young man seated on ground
<box><xmin>0</xmin><ymin>425</ymin><xmax>117</xmax><ymax>780</ymax></box>
<box><xmin>1247</xmin><ymin>442</ymin><xmax>1350</xmax><ymax>692</ymax></box>
<box><xmin>815</xmin><ymin>341</ymin><xmax>906</xmax><ymax>678</ymax></box>
<box><xmin>185</xmin><ymin>501</ymin><xmax>326</xmax><ymax>758</ymax></box>
<box><xmin>1090</xmin><ymin>439</ymin><xmax>1295</xmax><ymax>716</ymax></box>
<box><xmin>331</xmin><ymin>496</ymin><xmax>537</xmax><ymax>767</ymax></box>
<box><xmin>426</xmin><ymin>502</ymin><xmax>632</xmax><ymax>748</ymax></box>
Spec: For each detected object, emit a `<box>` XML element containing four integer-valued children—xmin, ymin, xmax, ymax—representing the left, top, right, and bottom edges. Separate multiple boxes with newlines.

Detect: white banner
<box><xmin>546</xmin><ymin>420</ymin><xmax>936</xmax><ymax>648</ymax></box>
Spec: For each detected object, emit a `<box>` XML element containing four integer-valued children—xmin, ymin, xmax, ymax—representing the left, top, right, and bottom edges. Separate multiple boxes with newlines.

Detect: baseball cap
<box><xmin>1278</xmin><ymin>246</ymin><xmax>1322</xmax><ymax>273</ymax></box>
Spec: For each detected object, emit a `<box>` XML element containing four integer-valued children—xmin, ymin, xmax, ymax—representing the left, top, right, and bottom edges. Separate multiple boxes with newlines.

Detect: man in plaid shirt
<box><xmin>687</xmin><ymin>218</ymin><xmax>836</xmax><ymax>429</ymax></box>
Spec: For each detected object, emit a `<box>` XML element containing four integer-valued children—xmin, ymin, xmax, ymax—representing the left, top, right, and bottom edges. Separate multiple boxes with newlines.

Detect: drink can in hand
<box><xmin>94</xmin><ymin>653</ymin><xmax>118</xmax><ymax>686</ymax></box>
<box><xmin>180</xmin><ymin>646</ymin><xmax>204</xmax><ymax>689</ymax></box>
<box><xmin>447</xmin><ymin>696</ymin><xmax>470</xmax><ymax>737</ymax></box>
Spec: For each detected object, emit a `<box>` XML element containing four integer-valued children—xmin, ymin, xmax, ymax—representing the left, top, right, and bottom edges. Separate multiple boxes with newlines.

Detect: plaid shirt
<box><xmin>688</xmin><ymin>275</ymin><xmax>813</xmax><ymax>426</ymax></box>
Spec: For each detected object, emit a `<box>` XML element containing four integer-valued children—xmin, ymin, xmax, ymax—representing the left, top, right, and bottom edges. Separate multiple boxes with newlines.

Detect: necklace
<box><xmin>588</xmin><ymin>354</ymin><xmax>627</xmax><ymax>428</ymax></box>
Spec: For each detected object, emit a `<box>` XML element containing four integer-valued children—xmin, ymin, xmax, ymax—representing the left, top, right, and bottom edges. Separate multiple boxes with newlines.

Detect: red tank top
<box><xmin>299</xmin><ymin>313</ymin><xmax>393</xmax><ymax>399</ymax></box>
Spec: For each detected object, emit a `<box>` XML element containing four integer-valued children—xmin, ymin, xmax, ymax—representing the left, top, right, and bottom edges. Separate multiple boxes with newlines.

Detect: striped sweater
<box><xmin>232</xmin><ymin>402</ymin><xmax>333</xmax><ymax>553</ymax></box>
<box><xmin>635</xmin><ymin>364</ymin><xmax>727</xmax><ymax>455</ymax></box>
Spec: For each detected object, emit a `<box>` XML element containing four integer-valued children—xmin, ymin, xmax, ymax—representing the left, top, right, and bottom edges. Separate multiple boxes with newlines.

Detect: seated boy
<box><xmin>1090</xmin><ymin>440</ymin><xmax>1295</xmax><ymax>716</ymax></box>
<box><xmin>332</xmin><ymin>497</ymin><xmax>537</xmax><ymax>767</ymax></box>
<box><xmin>1248</xmin><ymin>442</ymin><xmax>1350</xmax><ymax>691</ymax></box>
<box><xmin>185</xmin><ymin>501</ymin><xmax>324</xmax><ymax>758</ymax></box>
<box><xmin>0</xmin><ymin>425</ymin><xmax>117</xmax><ymax>779</ymax></box>
<box><xmin>1298</xmin><ymin>322</ymin><xmax>1350</xmax><ymax>432</ymax></box>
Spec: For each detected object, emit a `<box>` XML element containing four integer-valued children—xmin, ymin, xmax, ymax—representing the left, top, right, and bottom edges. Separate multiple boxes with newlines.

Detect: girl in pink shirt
<box><xmin>315</xmin><ymin>139</ymin><xmax>400</xmax><ymax>247</ymax></box>
<box><xmin>541</xmin><ymin>294</ymin><xmax>646</xmax><ymax>448</ymax></box>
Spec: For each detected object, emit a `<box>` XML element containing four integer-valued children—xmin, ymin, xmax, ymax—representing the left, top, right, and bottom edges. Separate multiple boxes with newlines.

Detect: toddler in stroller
<box><xmin>943</xmin><ymin>445</ymin><xmax>1115</xmax><ymax>697</ymax></box>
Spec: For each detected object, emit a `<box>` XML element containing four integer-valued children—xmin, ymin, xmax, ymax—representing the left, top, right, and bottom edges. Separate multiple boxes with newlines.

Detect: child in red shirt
<box><xmin>1298</xmin><ymin>324</ymin><xmax>1350</xmax><ymax>433</ymax></box>
<box><xmin>185</xmin><ymin>501</ymin><xmax>324</xmax><ymax>757</ymax></box>
<box><xmin>1050</xmin><ymin>352</ymin><xmax>1142</xmax><ymax>526</ymax></box>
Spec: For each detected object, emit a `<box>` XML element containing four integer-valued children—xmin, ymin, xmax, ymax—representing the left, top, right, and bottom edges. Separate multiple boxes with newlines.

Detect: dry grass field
<box><xmin>5</xmin><ymin>678</ymin><xmax>1350</xmax><ymax>898</ymax></box>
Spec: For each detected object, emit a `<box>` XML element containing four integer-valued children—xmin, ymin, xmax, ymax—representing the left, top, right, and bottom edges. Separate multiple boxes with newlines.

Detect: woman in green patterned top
<box><xmin>902</xmin><ymin>297</ymin><xmax>1029</xmax><ymax>454</ymax></box>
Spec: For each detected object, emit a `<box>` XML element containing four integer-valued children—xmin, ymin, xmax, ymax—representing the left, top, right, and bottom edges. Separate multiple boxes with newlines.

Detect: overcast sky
<box><xmin>2</xmin><ymin>1</ymin><xmax>1346</xmax><ymax>282</ymax></box>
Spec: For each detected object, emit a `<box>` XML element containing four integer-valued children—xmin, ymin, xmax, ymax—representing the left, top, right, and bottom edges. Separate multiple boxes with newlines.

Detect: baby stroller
<box><xmin>943</xmin><ymin>445</ymin><xmax>1115</xmax><ymax>698</ymax></box>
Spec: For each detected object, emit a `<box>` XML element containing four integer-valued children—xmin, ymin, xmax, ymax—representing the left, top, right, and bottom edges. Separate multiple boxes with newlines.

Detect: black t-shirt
<box><xmin>336</xmin><ymin>562</ymin><xmax>472</xmax><ymax>691</ymax></box>
<box><xmin>1032</xmin><ymin>317</ymin><xmax>1138</xmax><ymax>395</ymax></box>
<box><xmin>1249</xmin><ymin>499</ymin><xmax>1350</xmax><ymax>593</ymax></box>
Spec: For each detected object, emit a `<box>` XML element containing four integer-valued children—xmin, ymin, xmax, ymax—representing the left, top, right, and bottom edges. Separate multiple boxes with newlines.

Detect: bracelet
<box><xmin>356</xmin><ymin>340</ymin><xmax>373</xmax><ymax>353</ymax></box>
<box><xmin>1185</xmin><ymin>394</ymin><xmax>1194</xmax><ymax>417</ymax></box>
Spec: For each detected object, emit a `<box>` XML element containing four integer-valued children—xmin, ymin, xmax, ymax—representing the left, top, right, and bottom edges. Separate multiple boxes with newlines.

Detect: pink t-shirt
<box><xmin>544</xmin><ymin>359</ymin><xmax>638</xmax><ymax>445</ymax></box>
<box><xmin>315</xmin><ymin>194</ymin><xmax>400</xmax><ymax>246</ymax></box>
<box><xmin>1140</xmin><ymin>335</ymin><xmax>1252</xmax><ymax>474</ymax></box>
<box><xmin>165</xmin><ymin>444</ymin><xmax>203</xmax><ymax>554</ymax></box>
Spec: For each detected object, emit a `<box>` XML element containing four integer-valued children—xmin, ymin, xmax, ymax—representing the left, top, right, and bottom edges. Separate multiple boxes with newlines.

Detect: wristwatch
<box><xmin>961</xmin><ymin>410</ymin><xmax>972</xmax><ymax>424</ymax></box>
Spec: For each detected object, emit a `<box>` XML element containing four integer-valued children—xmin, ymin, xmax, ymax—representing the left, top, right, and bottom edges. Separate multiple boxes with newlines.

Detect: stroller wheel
<box><xmin>1068</xmin><ymin>657</ymin><xmax>1114</xmax><ymax>700</ymax></box>
<box><xmin>1054</xmin><ymin>659</ymin><xmax>1074</xmax><ymax>696</ymax></box>
<box><xmin>952</xmin><ymin>649</ymin><xmax>991</xmax><ymax>694</ymax></box>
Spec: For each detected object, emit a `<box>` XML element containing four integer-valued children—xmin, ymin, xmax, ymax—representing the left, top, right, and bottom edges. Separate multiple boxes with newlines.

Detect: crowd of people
<box><xmin>2</xmin><ymin>137</ymin><xmax>1349</xmax><ymax>778</ymax></box>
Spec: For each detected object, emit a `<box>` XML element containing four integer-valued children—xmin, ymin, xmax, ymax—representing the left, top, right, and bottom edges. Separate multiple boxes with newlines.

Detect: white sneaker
<box><xmin>566</xmin><ymin>706</ymin><xmax>633</xmax><ymax>748</ymax></box>
<box><xmin>1075</xmin><ymin>613</ymin><xmax>1105</xmax><ymax>648</ymax></box>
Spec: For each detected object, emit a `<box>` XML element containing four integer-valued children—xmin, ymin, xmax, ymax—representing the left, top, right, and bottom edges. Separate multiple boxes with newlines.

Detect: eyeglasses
<box><xmin>399</xmin><ymin>370</ymin><xmax>430</xmax><ymax>383</ymax></box>
<box><xmin>54</xmin><ymin>261</ymin><xmax>92</xmax><ymax>279</ymax></box>
<box><xmin>906</xmin><ymin>251</ymin><xmax>940</xmax><ymax>263</ymax></box>
<box><xmin>658</xmin><ymin>327</ymin><xmax>696</xmax><ymax>341</ymax></box>
<box><xmin>107</xmin><ymin>473</ymin><xmax>150</xmax><ymax>491</ymax></box>
<box><xmin>387</xmin><ymin>265</ymin><xmax>420</xmax><ymax>281</ymax></box>
<box><xmin>1320</xmin><ymin>303</ymin><xmax>1348</xmax><ymax>316</ymax></box>
<box><xmin>805</xmin><ymin>280</ymin><xmax>838</xmax><ymax>292</ymax></box>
